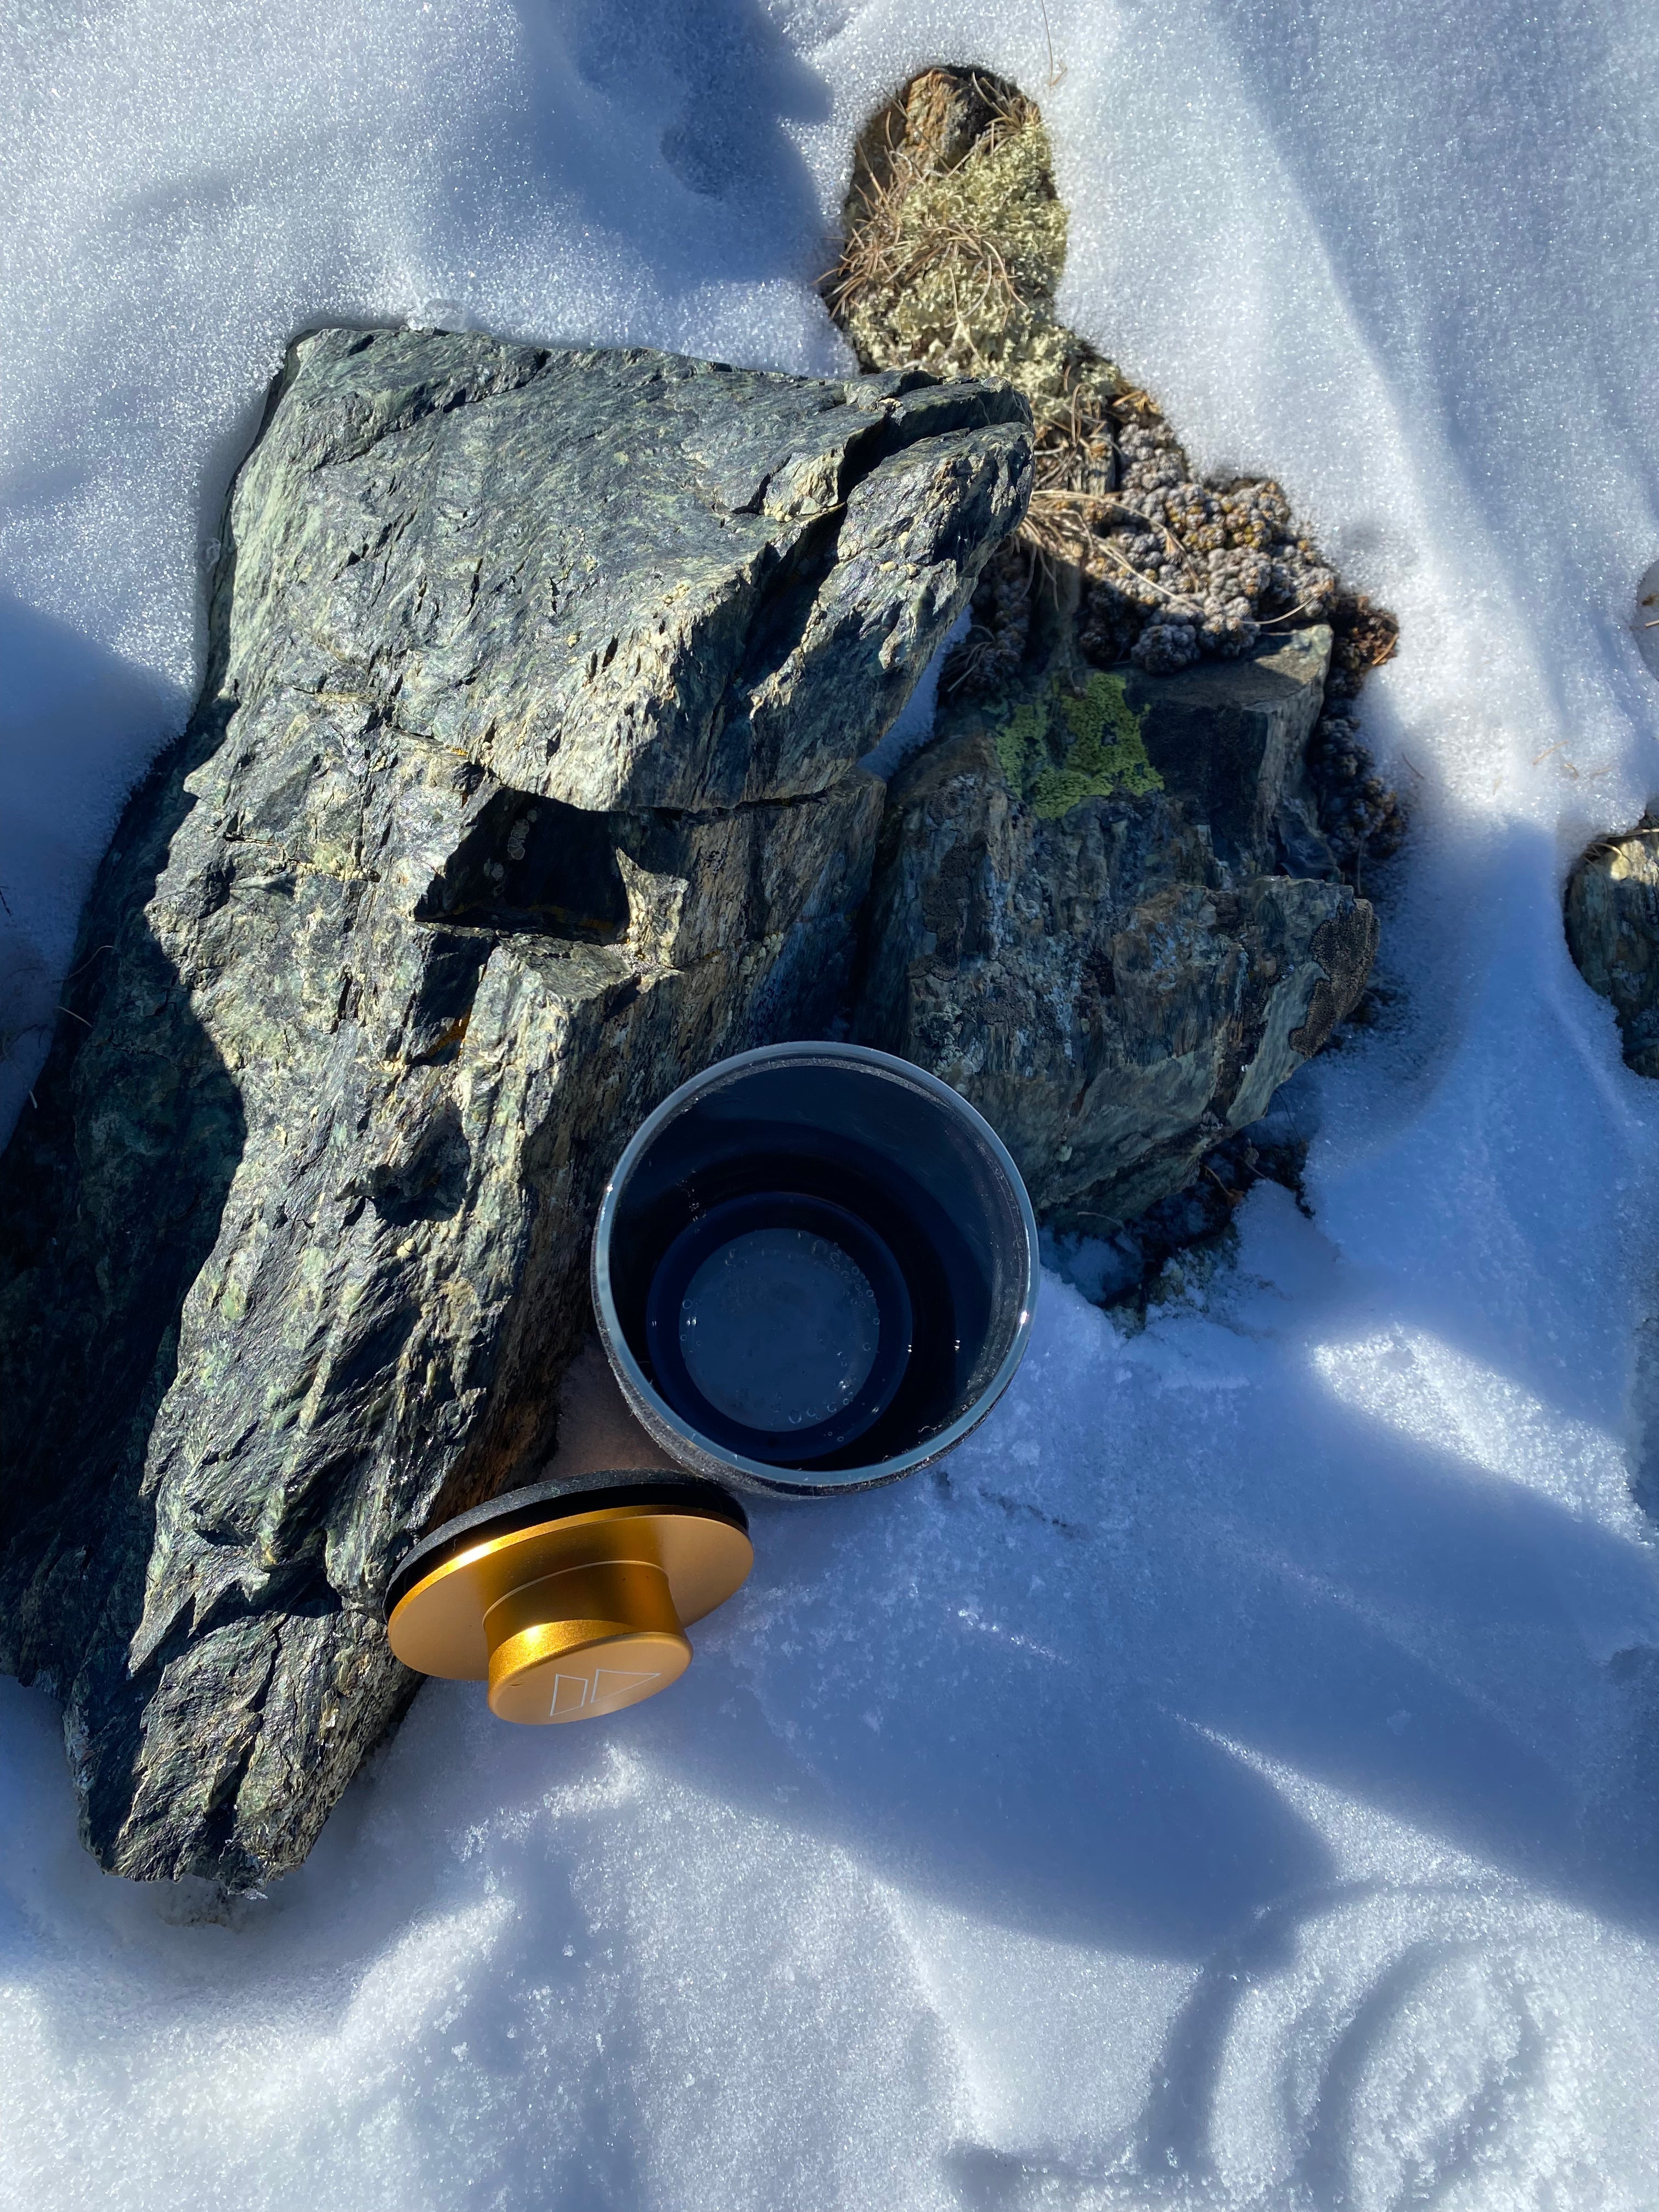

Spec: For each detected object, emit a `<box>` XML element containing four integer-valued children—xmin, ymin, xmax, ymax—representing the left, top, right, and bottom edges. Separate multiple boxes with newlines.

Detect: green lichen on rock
<box><xmin>994</xmin><ymin>672</ymin><xmax>1163</xmax><ymax>818</ymax></box>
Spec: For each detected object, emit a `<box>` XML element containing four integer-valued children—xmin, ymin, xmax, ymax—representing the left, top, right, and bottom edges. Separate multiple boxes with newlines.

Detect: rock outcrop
<box><xmin>827</xmin><ymin>62</ymin><xmax>1385</xmax><ymax>1238</ymax></box>
<box><xmin>0</xmin><ymin>320</ymin><xmax>1380</xmax><ymax>1888</ymax></box>
<box><xmin>0</xmin><ymin>328</ymin><xmax>1031</xmax><ymax>1884</ymax></box>
<box><xmin>1566</xmin><ymin>818</ymin><xmax>1659</xmax><ymax>1076</ymax></box>
<box><xmin>857</xmin><ymin>626</ymin><xmax>1376</xmax><ymax>1231</ymax></box>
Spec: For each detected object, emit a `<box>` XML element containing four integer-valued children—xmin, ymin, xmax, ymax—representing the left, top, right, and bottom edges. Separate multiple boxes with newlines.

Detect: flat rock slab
<box><xmin>0</xmin><ymin>330</ymin><xmax>1030</xmax><ymax>1886</ymax></box>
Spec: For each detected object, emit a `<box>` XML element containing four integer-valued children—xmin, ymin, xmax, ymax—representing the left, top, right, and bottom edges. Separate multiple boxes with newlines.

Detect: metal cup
<box><xmin>592</xmin><ymin>1042</ymin><xmax>1039</xmax><ymax>1497</ymax></box>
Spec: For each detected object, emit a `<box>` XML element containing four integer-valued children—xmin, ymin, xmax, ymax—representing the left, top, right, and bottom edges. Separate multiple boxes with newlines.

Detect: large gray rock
<box><xmin>228</xmin><ymin>331</ymin><xmax>1026</xmax><ymax>811</ymax></box>
<box><xmin>1566</xmin><ymin>819</ymin><xmax>1659</xmax><ymax>1077</ymax></box>
<box><xmin>857</xmin><ymin>630</ymin><xmax>1375</xmax><ymax>1231</ymax></box>
<box><xmin>0</xmin><ymin>328</ymin><xmax>1031</xmax><ymax>1885</ymax></box>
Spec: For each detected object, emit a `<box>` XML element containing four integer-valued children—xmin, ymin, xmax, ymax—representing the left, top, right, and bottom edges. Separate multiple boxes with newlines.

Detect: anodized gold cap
<box><xmin>385</xmin><ymin>1476</ymin><xmax>752</xmax><ymax>1725</ymax></box>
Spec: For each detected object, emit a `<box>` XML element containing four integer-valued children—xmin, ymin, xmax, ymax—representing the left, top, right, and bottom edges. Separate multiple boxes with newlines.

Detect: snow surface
<box><xmin>5</xmin><ymin>0</ymin><xmax>1659</xmax><ymax>2203</ymax></box>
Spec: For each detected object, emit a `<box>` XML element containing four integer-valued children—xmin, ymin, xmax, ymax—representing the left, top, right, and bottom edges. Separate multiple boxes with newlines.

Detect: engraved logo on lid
<box><xmin>549</xmin><ymin>1667</ymin><xmax>662</xmax><ymax>1717</ymax></box>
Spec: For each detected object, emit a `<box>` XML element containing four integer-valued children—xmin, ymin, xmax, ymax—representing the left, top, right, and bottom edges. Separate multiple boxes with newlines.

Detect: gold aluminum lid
<box><xmin>386</xmin><ymin>1478</ymin><xmax>752</xmax><ymax>1726</ymax></box>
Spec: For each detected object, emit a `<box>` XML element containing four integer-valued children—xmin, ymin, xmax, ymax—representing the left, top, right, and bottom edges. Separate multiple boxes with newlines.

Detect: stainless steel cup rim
<box><xmin>590</xmin><ymin>1042</ymin><xmax>1040</xmax><ymax>1496</ymax></box>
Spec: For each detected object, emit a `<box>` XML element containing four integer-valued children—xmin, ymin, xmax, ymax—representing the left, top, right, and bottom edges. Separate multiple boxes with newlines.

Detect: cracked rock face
<box><xmin>0</xmin><ymin>329</ymin><xmax>1030</xmax><ymax>1885</ymax></box>
<box><xmin>856</xmin><ymin>625</ymin><xmax>1376</xmax><ymax>1232</ymax></box>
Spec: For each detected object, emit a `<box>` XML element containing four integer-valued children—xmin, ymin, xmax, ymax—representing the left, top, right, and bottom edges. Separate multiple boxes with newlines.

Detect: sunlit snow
<box><xmin>3</xmin><ymin>0</ymin><xmax>1659</xmax><ymax>2204</ymax></box>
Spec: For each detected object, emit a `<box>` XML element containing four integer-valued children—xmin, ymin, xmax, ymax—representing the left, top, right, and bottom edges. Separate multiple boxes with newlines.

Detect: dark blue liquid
<box><xmin>644</xmin><ymin>1192</ymin><xmax>913</xmax><ymax>1464</ymax></box>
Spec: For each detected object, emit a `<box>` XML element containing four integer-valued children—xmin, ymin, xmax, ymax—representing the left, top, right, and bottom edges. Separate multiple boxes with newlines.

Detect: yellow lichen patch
<box><xmin>994</xmin><ymin>672</ymin><xmax>1161</xmax><ymax>818</ymax></box>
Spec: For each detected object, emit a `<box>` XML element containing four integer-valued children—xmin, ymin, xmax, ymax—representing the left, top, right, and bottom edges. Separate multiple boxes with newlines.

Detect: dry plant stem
<box><xmin>1036</xmin><ymin>0</ymin><xmax>1067</xmax><ymax>88</ymax></box>
<box><xmin>1257</xmin><ymin>597</ymin><xmax>1325</xmax><ymax>630</ymax></box>
<box><xmin>1028</xmin><ymin>487</ymin><xmax>1193</xmax><ymax>567</ymax></box>
<box><xmin>1022</xmin><ymin>504</ymin><xmax>1195</xmax><ymax>609</ymax></box>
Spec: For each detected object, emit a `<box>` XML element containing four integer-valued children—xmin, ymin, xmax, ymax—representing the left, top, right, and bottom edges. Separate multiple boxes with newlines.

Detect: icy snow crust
<box><xmin>4</xmin><ymin>0</ymin><xmax>1659</xmax><ymax>2203</ymax></box>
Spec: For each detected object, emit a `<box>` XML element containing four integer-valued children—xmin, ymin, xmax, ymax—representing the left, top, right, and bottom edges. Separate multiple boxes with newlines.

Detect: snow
<box><xmin>4</xmin><ymin>0</ymin><xmax>1659</xmax><ymax>2204</ymax></box>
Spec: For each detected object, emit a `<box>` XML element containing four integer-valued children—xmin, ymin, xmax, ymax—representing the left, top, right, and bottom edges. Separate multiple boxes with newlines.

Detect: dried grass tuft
<box><xmin>824</xmin><ymin>67</ymin><xmax>1121</xmax><ymax>471</ymax></box>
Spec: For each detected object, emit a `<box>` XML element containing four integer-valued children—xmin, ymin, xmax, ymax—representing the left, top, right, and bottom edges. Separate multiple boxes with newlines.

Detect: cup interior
<box><xmin>595</xmin><ymin>1048</ymin><xmax>1036</xmax><ymax>1487</ymax></box>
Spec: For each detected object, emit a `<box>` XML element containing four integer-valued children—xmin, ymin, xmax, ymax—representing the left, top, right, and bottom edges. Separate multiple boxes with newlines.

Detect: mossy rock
<box><xmin>992</xmin><ymin>670</ymin><xmax>1163</xmax><ymax>817</ymax></box>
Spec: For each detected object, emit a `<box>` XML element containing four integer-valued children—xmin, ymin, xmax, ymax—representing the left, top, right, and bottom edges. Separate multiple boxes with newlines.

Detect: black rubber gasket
<box><xmin>383</xmin><ymin>1468</ymin><xmax>748</xmax><ymax>1621</ymax></box>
